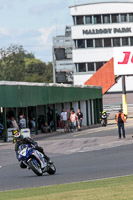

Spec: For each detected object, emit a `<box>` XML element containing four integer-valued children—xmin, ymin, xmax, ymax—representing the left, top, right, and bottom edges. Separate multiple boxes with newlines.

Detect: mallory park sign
<box><xmin>83</xmin><ymin>27</ymin><xmax>132</xmax><ymax>35</ymax></box>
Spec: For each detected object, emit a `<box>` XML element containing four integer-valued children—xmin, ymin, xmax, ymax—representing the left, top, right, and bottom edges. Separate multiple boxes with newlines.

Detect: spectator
<box><xmin>60</xmin><ymin>109</ymin><xmax>67</xmax><ymax>132</ymax></box>
<box><xmin>115</xmin><ymin>110</ymin><xmax>126</xmax><ymax>139</ymax></box>
<box><xmin>66</xmin><ymin>109</ymin><xmax>71</xmax><ymax>132</ymax></box>
<box><xmin>0</xmin><ymin>121</ymin><xmax>3</xmax><ymax>137</ymax></box>
<box><xmin>11</xmin><ymin>117</ymin><xmax>19</xmax><ymax>130</ymax></box>
<box><xmin>19</xmin><ymin>115</ymin><xmax>26</xmax><ymax>129</ymax></box>
<box><xmin>7</xmin><ymin>118</ymin><xmax>13</xmax><ymax>128</ymax></box>
<box><xmin>77</xmin><ymin>109</ymin><xmax>83</xmax><ymax>131</ymax></box>
<box><xmin>29</xmin><ymin>117</ymin><xmax>35</xmax><ymax>132</ymax></box>
<box><xmin>70</xmin><ymin>110</ymin><xmax>77</xmax><ymax>132</ymax></box>
<box><xmin>41</xmin><ymin>122</ymin><xmax>51</xmax><ymax>133</ymax></box>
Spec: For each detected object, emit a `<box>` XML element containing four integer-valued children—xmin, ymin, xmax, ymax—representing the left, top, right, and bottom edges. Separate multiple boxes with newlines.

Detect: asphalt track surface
<box><xmin>1</xmin><ymin>119</ymin><xmax>133</xmax><ymax>191</ymax></box>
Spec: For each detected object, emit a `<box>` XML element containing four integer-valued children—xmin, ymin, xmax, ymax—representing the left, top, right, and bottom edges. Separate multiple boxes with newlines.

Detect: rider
<box><xmin>14</xmin><ymin>131</ymin><xmax>51</xmax><ymax>168</ymax></box>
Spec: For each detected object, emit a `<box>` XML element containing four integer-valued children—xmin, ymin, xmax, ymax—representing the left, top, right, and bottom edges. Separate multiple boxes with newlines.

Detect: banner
<box><xmin>114</xmin><ymin>47</ymin><xmax>133</xmax><ymax>75</ymax></box>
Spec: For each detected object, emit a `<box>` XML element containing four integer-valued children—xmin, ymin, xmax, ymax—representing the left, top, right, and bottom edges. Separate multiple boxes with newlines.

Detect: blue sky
<box><xmin>1</xmin><ymin>0</ymin><xmax>132</xmax><ymax>63</ymax></box>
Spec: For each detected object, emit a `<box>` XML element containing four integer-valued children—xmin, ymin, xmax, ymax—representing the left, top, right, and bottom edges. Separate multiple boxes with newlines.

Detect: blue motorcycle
<box><xmin>17</xmin><ymin>144</ymin><xmax>56</xmax><ymax>176</ymax></box>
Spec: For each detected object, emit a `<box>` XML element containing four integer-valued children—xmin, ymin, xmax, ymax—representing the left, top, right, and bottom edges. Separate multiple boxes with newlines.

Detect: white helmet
<box><xmin>14</xmin><ymin>130</ymin><xmax>23</xmax><ymax>141</ymax></box>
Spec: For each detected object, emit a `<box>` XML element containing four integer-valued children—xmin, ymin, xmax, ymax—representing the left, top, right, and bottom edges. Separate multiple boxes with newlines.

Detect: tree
<box><xmin>0</xmin><ymin>44</ymin><xmax>53</xmax><ymax>83</ymax></box>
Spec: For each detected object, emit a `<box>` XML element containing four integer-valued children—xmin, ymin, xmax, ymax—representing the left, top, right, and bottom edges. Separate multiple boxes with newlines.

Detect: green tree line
<box><xmin>0</xmin><ymin>44</ymin><xmax>53</xmax><ymax>83</ymax></box>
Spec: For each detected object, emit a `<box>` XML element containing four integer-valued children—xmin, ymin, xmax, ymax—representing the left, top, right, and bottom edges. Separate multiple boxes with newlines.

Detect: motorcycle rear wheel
<box><xmin>28</xmin><ymin>158</ymin><xmax>43</xmax><ymax>176</ymax></box>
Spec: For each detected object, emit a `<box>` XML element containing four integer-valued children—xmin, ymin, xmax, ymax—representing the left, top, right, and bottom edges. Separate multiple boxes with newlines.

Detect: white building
<box><xmin>70</xmin><ymin>1</ymin><xmax>133</xmax><ymax>92</ymax></box>
<box><xmin>53</xmin><ymin>26</ymin><xmax>74</xmax><ymax>84</ymax></box>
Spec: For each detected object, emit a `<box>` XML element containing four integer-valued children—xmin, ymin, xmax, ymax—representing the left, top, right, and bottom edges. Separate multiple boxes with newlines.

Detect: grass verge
<box><xmin>1</xmin><ymin>175</ymin><xmax>133</xmax><ymax>200</ymax></box>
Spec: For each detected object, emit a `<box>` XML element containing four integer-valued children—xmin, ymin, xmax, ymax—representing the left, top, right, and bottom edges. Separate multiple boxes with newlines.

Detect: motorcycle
<box><xmin>100</xmin><ymin>112</ymin><xmax>107</xmax><ymax>127</ymax></box>
<box><xmin>17</xmin><ymin>144</ymin><xmax>56</xmax><ymax>176</ymax></box>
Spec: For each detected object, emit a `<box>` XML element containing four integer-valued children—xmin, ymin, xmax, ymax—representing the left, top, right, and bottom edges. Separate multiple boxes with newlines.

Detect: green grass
<box><xmin>1</xmin><ymin>175</ymin><xmax>133</xmax><ymax>200</ymax></box>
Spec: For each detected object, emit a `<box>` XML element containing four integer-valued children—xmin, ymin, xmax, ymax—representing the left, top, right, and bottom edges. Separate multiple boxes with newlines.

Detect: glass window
<box><xmin>129</xmin><ymin>13</ymin><xmax>133</xmax><ymax>22</ymax></box>
<box><xmin>87</xmin><ymin>39</ymin><xmax>93</xmax><ymax>48</ymax></box>
<box><xmin>96</xmin><ymin>62</ymin><xmax>103</xmax><ymax>71</ymax></box>
<box><xmin>111</xmin><ymin>14</ymin><xmax>119</xmax><ymax>23</ymax></box>
<box><xmin>130</xmin><ymin>37</ymin><xmax>133</xmax><ymax>45</ymax></box>
<box><xmin>79</xmin><ymin>63</ymin><xmax>86</xmax><ymax>72</ymax></box>
<box><xmin>85</xmin><ymin>16</ymin><xmax>92</xmax><ymax>24</ymax></box>
<box><xmin>122</xmin><ymin>37</ymin><xmax>129</xmax><ymax>46</ymax></box>
<box><xmin>113</xmin><ymin>38</ymin><xmax>120</xmax><ymax>47</ymax></box>
<box><xmin>95</xmin><ymin>39</ymin><xmax>102</xmax><ymax>48</ymax></box>
<box><xmin>88</xmin><ymin>63</ymin><xmax>94</xmax><ymax>71</ymax></box>
<box><xmin>94</xmin><ymin>15</ymin><xmax>101</xmax><ymax>24</ymax></box>
<box><xmin>104</xmin><ymin>38</ymin><xmax>111</xmax><ymax>47</ymax></box>
<box><xmin>77</xmin><ymin>39</ymin><xmax>85</xmax><ymax>48</ymax></box>
<box><xmin>75</xmin><ymin>64</ymin><xmax>78</xmax><ymax>72</ymax></box>
<box><xmin>73</xmin><ymin>16</ymin><xmax>76</xmax><ymax>25</ymax></box>
<box><xmin>76</xmin><ymin>16</ymin><xmax>84</xmax><ymax>25</ymax></box>
<box><xmin>120</xmin><ymin>14</ymin><xmax>127</xmax><ymax>22</ymax></box>
<box><xmin>74</xmin><ymin>40</ymin><xmax>77</xmax><ymax>48</ymax></box>
<box><xmin>103</xmin><ymin>15</ymin><xmax>110</xmax><ymax>24</ymax></box>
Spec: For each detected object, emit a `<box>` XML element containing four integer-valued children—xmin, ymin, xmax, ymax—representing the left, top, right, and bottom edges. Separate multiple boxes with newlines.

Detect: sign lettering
<box><xmin>83</xmin><ymin>27</ymin><xmax>132</xmax><ymax>35</ymax></box>
<box><xmin>118</xmin><ymin>52</ymin><xmax>133</xmax><ymax>64</ymax></box>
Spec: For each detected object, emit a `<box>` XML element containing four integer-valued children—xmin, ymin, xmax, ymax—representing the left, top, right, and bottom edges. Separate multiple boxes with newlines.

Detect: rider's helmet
<box><xmin>14</xmin><ymin>130</ymin><xmax>23</xmax><ymax>142</ymax></box>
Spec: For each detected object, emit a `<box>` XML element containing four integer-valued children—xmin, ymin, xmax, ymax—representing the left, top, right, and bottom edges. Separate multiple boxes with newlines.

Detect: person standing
<box><xmin>115</xmin><ymin>110</ymin><xmax>126</xmax><ymax>139</ymax></box>
<box><xmin>60</xmin><ymin>109</ymin><xmax>67</xmax><ymax>132</ymax></box>
<box><xmin>11</xmin><ymin>117</ymin><xmax>19</xmax><ymax>130</ymax></box>
<box><xmin>19</xmin><ymin>115</ymin><xmax>26</xmax><ymax>129</ymax></box>
<box><xmin>70</xmin><ymin>110</ymin><xmax>77</xmax><ymax>132</ymax></box>
<box><xmin>77</xmin><ymin>109</ymin><xmax>83</xmax><ymax>131</ymax></box>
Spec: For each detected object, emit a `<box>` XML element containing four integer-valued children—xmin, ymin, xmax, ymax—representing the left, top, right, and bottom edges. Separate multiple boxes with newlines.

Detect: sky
<box><xmin>1</xmin><ymin>0</ymin><xmax>133</xmax><ymax>63</ymax></box>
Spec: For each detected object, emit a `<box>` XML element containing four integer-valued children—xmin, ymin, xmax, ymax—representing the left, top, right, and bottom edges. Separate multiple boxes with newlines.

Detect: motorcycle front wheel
<box><xmin>28</xmin><ymin>158</ymin><xmax>43</xmax><ymax>176</ymax></box>
<box><xmin>47</xmin><ymin>164</ymin><xmax>56</xmax><ymax>175</ymax></box>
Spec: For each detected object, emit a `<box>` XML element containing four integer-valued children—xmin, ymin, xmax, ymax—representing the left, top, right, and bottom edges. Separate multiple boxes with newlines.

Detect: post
<box><xmin>122</xmin><ymin>76</ymin><xmax>128</xmax><ymax>116</ymax></box>
<box><xmin>53</xmin><ymin>104</ymin><xmax>57</xmax><ymax>131</ymax></box>
<box><xmin>86</xmin><ymin>100</ymin><xmax>89</xmax><ymax>126</ymax></box>
<box><xmin>24</xmin><ymin>107</ymin><xmax>28</xmax><ymax>128</ymax></box>
<box><xmin>44</xmin><ymin>105</ymin><xmax>47</xmax><ymax>123</ymax></box>
<box><xmin>3</xmin><ymin>107</ymin><xmax>7</xmax><ymax>142</ymax></box>
<box><xmin>35</xmin><ymin>106</ymin><xmax>38</xmax><ymax>135</ymax></box>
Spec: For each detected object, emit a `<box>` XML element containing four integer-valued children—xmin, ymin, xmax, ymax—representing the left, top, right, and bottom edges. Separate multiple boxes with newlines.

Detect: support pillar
<box><xmin>44</xmin><ymin>105</ymin><xmax>47</xmax><ymax>123</ymax></box>
<box><xmin>86</xmin><ymin>100</ymin><xmax>89</xmax><ymax>126</ymax></box>
<box><xmin>53</xmin><ymin>104</ymin><xmax>57</xmax><ymax>131</ymax></box>
<box><xmin>3</xmin><ymin>107</ymin><xmax>7</xmax><ymax>142</ymax></box>
<box><xmin>35</xmin><ymin>106</ymin><xmax>38</xmax><ymax>135</ymax></box>
<box><xmin>122</xmin><ymin>76</ymin><xmax>128</xmax><ymax>116</ymax></box>
<box><xmin>24</xmin><ymin>107</ymin><xmax>28</xmax><ymax>128</ymax></box>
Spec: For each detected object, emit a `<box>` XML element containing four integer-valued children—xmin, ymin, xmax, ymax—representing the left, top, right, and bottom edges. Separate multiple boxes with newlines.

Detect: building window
<box><xmin>122</xmin><ymin>37</ymin><xmax>129</xmax><ymax>46</ymax></box>
<box><xmin>95</xmin><ymin>39</ymin><xmax>102</xmax><ymax>48</ymax></box>
<box><xmin>129</xmin><ymin>13</ymin><xmax>133</xmax><ymax>22</ymax></box>
<box><xmin>94</xmin><ymin>15</ymin><xmax>101</xmax><ymax>24</ymax></box>
<box><xmin>76</xmin><ymin>16</ymin><xmax>84</xmax><ymax>25</ymax></box>
<box><xmin>88</xmin><ymin>63</ymin><xmax>94</xmax><ymax>71</ymax></box>
<box><xmin>77</xmin><ymin>39</ymin><xmax>85</xmax><ymax>48</ymax></box>
<box><xmin>87</xmin><ymin>39</ymin><xmax>93</xmax><ymax>48</ymax></box>
<box><xmin>79</xmin><ymin>63</ymin><xmax>86</xmax><ymax>72</ymax></box>
<box><xmin>113</xmin><ymin>38</ymin><xmax>120</xmax><ymax>47</ymax></box>
<box><xmin>96</xmin><ymin>62</ymin><xmax>103</xmax><ymax>71</ymax></box>
<box><xmin>111</xmin><ymin>14</ymin><xmax>119</xmax><ymax>23</ymax></box>
<box><xmin>130</xmin><ymin>37</ymin><xmax>133</xmax><ymax>45</ymax></box>
<box><xmin>85</xmin><ymin>16</ymin><xmax>92</xmax><ymax>24</ymax></box>
<box><xmin>104</xmin><ymin>38</ymin><xmax>111</xmax><ymax>47</ymax></box>
<box><xmin>103</xmin><ymin>15</ymin><xmax>110</xmax><ymax>24</ymax></box>
<box><xmin>120</xmin><ymin>14</ymin><xmax>127</xmax><ymax>22</ymax></box>
<box><xmin>73</xmin><ymin>16</ymin><xmax>76</xmax><ymax>25</ymax></box>
<box><xmin>75</xmin><ymin>64</ymin><xmax>78</xmax><ymax>72</ymax></box>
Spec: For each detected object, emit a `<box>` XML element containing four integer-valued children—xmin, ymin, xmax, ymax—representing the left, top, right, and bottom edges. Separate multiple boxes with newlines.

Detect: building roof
<box><xmin>0</xmin><ymin>81</ymin><xmax>102</xmax><ymax>107</ymax></box>
<box><xmin>69</xmin><ymin>1</ymin><xmax>133</xmax><ymax>8</ymax></box>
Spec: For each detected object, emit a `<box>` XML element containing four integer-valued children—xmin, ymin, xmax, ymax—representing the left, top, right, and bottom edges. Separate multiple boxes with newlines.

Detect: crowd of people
<box><xmin>0</xmin><ymin>106</ymin><xmax>128</xmax><ymax>140</ymax></box>
<box><xmin>60</xmin><ymin>108</ymin><xmax>83</xmax><ymax>132</ymax></box>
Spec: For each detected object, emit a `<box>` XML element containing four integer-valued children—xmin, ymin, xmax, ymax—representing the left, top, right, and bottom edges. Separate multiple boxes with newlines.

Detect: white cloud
<box><xmin>0</xmin><ymin>28</ymin><xmax>9</xmax><ymax>35</ymax></box>
<box><xmin>38</xmin><ymin>26</ymin><xmax>56</xmax><ymax>45</ymax></box>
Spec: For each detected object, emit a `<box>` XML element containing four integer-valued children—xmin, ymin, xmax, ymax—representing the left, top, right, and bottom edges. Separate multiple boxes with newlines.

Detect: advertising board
<box><xmin>114</xmin><ymin>47</ymin><xmax>133</xmax><ymax>75</ymax></box>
